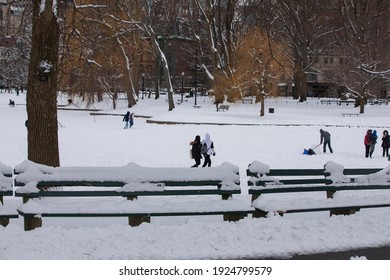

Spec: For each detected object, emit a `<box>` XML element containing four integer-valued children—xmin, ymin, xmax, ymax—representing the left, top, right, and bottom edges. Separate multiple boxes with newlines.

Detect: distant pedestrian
<box><xmin>319</xmin><ymin>129</ymin><xmax>333</xmax><ymax>153</ymax></box>
<box><xmin>190</xmin><ymin>135</ymin><xmax>202</xmax><ymax>167</ymax></box>
<box><xmin>201</xmin><ymin>133</ymin><xmax>215</xmax><ymax>167</ymax></box>
<box><xmin>364</xmin><ymin>129</ymin><xmax>373</xmax><ymax>158</ymax></box>
<box><xmin>129</xmin><ymin>112</ymin><xmax>134</xmax><ymax>128</ymax></box>
<box><xmin>381</xmin><ymin>130</ymin><xmax>390</xmax><ymax>157</ymax></box>
<box><xmin>369</xmin><ymin>130</ymin><xmax>378</xmax><ymax>158</ymax></box>
<box><xmin>123</xmin><ymin>111</ymin><xmax>130</xmax><ymax>129</ymax></box>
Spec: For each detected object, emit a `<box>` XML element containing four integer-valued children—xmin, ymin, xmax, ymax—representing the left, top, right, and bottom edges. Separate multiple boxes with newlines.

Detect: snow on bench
<box><xmin>0</xmin><ymin>162</ymin><xmax>18</xmax><ymax>227</ymax></box>
<box><xmin>14</xmin><ymin>160</ymin><xmax>252</xmax><ymax>230</ymax></box>
<box><xmin>14</xmin><ymin>160</ymin><xmax>239</xmax><ymax>186</ymax></box>
<box><xmin>247</xmin><ymin>160</ymin><xmax>390</xmax><ymax>217</ymax></box>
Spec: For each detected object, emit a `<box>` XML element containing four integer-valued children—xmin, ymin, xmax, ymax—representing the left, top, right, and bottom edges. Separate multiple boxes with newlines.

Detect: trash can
<box><xmin>269</xmin><ymin>108</ymin><xmax>274</xmax><ymax>113</ymax></box>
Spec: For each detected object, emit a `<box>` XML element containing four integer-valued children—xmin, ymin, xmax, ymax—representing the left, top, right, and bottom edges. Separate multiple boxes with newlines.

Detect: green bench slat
<box><xmin>249</xmin><ymin>184</ymin><xmax>390</xmax><ymax>194</ymax></box>
<box><xmin>249</xmin><ymin>186</ymin><xmax>331</xmax><ymax>194</ymax></box>
<box><xmin>248</xmin><ymin>178</ymin><xmax>332</xmax><ymax>186</ymax></box>
<box><xmin>0</xmin><ymin>214</ymin><xmax>19</xmax><ymax>219</ymax></box>
<box><xmin>268</xmin><ymin>203</ymin><xmax>390</xmax><ymax>214</ymax></box>
<box><xmin>16</xmin><ymin>189</ymin><xmax>240</xmax><ymax>198</ymax></box>
<box><xmin>160</xmin><ymin>180</ymin><xmax>228</xmax><ymax>187</ymax></box>
<box><xmin>18</xmin><ymin>210</ymin><xmax>255</xmax><ymax>218</ymax></box>
<box><xmin>268</xmin><ymin>169</ymin><xmax>325</xmax><ymax>176</ymax></box>
<box><xmin>14</xmin><ymin>181</ymin><xmax>126</xmax><ymax>187</ymax></box>
<box><xmin>247</xmin><ymin>168</ymin><xmax>381</xmax><ymax>177</ymax></box>
<box><xmin>343</xmin><ymin>168</ymin><xmax>382</xmax><ymax>175</ymax></box>
<box><xmin>0</xmin><ymin>191</ymin><xmax>13</xmax><ymax>196</ymax></box>
<box><xmin>247</xmin><ymin>169</ymin><xmax>325</xmax><ymax>177</ymax></box>
<box><xmin>14</xmin><ymin>180</ymin><xmax>230</xmax><ymax>188</ymax></box>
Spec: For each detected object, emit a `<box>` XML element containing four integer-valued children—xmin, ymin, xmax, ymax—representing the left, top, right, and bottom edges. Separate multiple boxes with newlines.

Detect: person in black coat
<box><xmin>190</xmin><ymin>135</ymin><xmax>202</xmax><ymax>167</ymax></box>
<box><xmin>123</xmin><ymin>111</ymin><xmax>130</xmax><ymax>129</ymax></box>
<box><xmin>381</xmin><ymin>130</ymin><xmax>390</xmax><ymax>157</ymax></box>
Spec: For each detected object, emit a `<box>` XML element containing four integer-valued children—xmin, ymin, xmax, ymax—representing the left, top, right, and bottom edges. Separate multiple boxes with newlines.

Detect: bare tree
<box><xmin>333</xmin><ymin>0</ymin><xmax>390</xmax><ymax>113</ymax></box>
<box><xmin>60</xmin><ymin>1</ymin><xmax>138</xmax><ymax>108</ymax></box>
<box><xmin>63</xmin><ymin>0</ymin><xmax>177</xmax><ymax>111</ymax></box>
<box><xmin>191</xmin><ymin>0</ymin><xmax>244</xmax><ymax>103</ymax></box>
<box><xmin>270</xmin><ymin>0</ymin><xmax>335</xmax><ymax>102</ymax></box>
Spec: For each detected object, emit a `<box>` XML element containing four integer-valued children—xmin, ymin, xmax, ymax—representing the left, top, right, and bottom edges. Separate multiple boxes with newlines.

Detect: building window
<box><xmin>309</xmin><ymin>73</ymin><xmax>317</xmax><ymax>81</ymax></box>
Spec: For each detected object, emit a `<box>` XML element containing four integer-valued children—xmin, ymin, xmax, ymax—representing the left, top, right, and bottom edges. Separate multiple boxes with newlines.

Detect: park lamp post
<box><xmin>181</xmin><ymin>72</ymin><xmax>184</xmax><ymax>103</ymax></box>
<box><xmin>141</xmin><ymin>73</ymin><xmax>145</xmax><ymax>99</ymax></box>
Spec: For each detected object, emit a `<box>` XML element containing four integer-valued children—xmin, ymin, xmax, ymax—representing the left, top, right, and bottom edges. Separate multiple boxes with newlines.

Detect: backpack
<box><xmin>201</xmin><ymin>143</ymin><xmax>208</xmax><ymax>154</ymax></box>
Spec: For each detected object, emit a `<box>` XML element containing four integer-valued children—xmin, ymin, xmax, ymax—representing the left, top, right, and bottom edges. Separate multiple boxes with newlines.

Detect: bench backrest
<box><xmin>247</xmin><ymin>168</ymin><xmax>331</xmax><ymax>186</ymax></box>
<box><xmin>247</xmin><ymin>161</ymin><xmax>384</xmax><ymax>189</ymax></box>
<box><xmin>14</xmin><ymin>161</ymin><xmax>241</xmax><ymax>199</ymax></box>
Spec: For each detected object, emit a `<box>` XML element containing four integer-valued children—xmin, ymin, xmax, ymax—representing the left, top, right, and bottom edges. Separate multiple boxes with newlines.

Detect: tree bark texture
<box><xmin>27</xmin><ymin>0</ymin><xmax>60</xmax><ymax>167</ymax></box>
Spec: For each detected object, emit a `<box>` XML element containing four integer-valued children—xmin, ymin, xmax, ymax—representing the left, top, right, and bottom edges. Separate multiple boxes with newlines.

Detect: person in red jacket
<box><xmin>364</xmin><ymin>129</ymin><xmax>373</xmax><ymax>158</ymax></box>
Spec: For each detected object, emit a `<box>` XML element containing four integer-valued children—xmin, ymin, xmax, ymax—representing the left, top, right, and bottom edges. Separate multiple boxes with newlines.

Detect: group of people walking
<box><xmin>365</xmin><ymin>129</ymin><xmax>390</xmax><ymax>158</ymax></box>
<box><xmin>190</xmin><ymin>133</ymin><xmax>216</xmax><ymax>167</ymax></box>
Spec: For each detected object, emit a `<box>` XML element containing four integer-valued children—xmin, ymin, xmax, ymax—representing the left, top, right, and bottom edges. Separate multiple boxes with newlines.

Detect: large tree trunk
<box><xmin>26</xmin><ymin>0</ymin><xmax>60</xmax><ymax>167</ymax></box>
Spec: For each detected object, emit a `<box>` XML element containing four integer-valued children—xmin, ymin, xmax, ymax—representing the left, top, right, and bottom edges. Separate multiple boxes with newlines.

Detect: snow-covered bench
<box><xmin>0</xmin><ymin>162</ymin><xmax>18</xmax><ymax>227</ymax></box>
<box><xmin>218</xmin><ymin>104</ymin><xmax>230</xmax><ymax>111</ymax></box>
<box><xmin>14</xmin><ymin>161</ymin><xmax>253</xmax><ymax>230</ymax></box>
<box><xmin>242</xmin><ymin>97</ymin><xmax>253</xmax><ymax>104</ymax></box>
<box><xmin>247</xmin><ymin>161</ymin><xmax>389</xmax><ymax>218</ymax></box>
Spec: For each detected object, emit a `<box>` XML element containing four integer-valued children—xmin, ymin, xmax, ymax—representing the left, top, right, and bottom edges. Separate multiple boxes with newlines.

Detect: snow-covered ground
<box><xmin>1</xmin><ymin>91</ymin><xmax>390</xmax><ymax>276</ymax></box>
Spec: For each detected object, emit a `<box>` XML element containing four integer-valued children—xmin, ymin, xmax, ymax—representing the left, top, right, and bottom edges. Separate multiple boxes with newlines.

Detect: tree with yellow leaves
<box><xmin>214</xmin><ymin>28</ymin><xmax>290</xmax><ymax>116</ymax></box>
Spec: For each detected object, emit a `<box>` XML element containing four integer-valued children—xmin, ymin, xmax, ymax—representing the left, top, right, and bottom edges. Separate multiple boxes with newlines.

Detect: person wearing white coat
<box><xmin>201</xmin><ymin>133</ymin><xmax>215</xmax><ymax>167</ymax></box>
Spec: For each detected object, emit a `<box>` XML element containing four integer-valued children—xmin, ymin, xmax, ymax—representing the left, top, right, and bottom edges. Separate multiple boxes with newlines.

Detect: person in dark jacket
<box><xmin>129</xmin><ymin>112</ymin><xmax>134</xmax><ymax>128</ymax></box>
<box><xmin>381</xmin><ymin>130</ymin><xmax>390</xmax><ymax>157</ymax></box>
<box><xmin>320</xmin><ymin>129</ymin><xmax>333</xmax><ymax>153</ymax></box>
<box><xmin>369</xmin><ymin>130</ymin><xmax>378</xmax><ymax>158</ymax></box>
<box><xmin>123</xmin><ymin>111</ymin><xmax>130</xmax><ymax>129</ymax></box>
<box><xmin>190</xmin><ymin>135</ymin><xmax>202</xmax><ymax>167</ymax></box>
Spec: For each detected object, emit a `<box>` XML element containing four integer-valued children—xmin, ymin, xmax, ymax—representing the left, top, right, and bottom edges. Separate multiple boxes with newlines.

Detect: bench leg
<box><xmin>223</xmin><ymin>213</ymin><xmax>247</xmax><ymax>222</ymax></box>
<box><xmin>128</xmin><ymin>216</ymin><xmax>150</xmax><ymax>227</ymax></box>
<box><xmin>326</xmin><ymin>190</ymin><xmax>336</xmax><ymax>199</ymax></box>
<box><xmin>252</xmin><ymin>209</ymin><xmax>268</xmax><ymax>218</ymax></box>
<box><xmin>24</xmin><ymin>216</ymin><xmax>42</xmax><ymax>231</ymax></box>
<box><xmin>330</xmin><ymin>208</ymin><xmax>360</xmax><ymax>216</ymax></box>
<box><xmin>0</xmin><ymin>218</ymin><xmax>9</xmax><ymax>227</ymax></box>
<box><xmin>221</xmin><ymin>194</ymin><xmax>232</xmax><ymax>200</ymax></box>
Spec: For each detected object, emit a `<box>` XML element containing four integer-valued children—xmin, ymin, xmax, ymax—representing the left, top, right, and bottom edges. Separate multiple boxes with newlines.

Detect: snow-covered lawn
<box><xmin>1</xmin><ymin>92</ymin><xmax>390</xmax><ymax>267</ymax></box>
